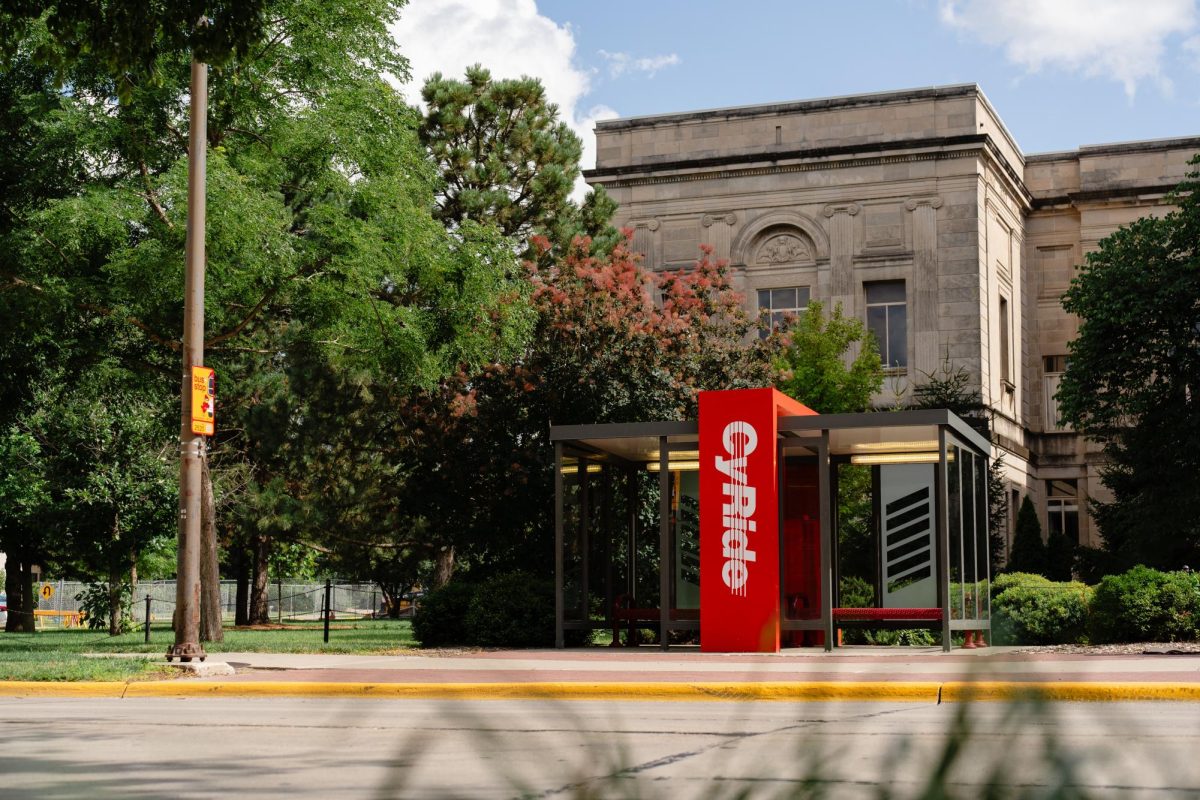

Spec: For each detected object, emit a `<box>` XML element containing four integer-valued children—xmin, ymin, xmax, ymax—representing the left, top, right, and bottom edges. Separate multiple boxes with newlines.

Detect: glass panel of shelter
<box><xmin>945</xmin><ymin>434</ymin><xmax>990</xmax><ymax>627</ymax></box>
<box><xmin>560</xmin><ymin>440</ymin><xmax>707</xmax><ymax>645</ymax></box>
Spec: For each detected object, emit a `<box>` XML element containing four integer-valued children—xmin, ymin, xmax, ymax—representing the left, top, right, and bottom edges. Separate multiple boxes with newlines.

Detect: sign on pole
<box><xmin>40</xmin><ymin>583</ymin><xmax>54</xmax><ymax>601</ymax></box>
<box><xmin>190</xmin><ymin>366</ymin><xmax>215</xmax><ymax>436</ymax></box>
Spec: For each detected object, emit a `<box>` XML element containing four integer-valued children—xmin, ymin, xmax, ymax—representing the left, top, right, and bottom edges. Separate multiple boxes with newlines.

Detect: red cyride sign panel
<box><xmin>698</xmin><ymin>388</ymin><xmax>815</xmax><ymax>652</ymax></box>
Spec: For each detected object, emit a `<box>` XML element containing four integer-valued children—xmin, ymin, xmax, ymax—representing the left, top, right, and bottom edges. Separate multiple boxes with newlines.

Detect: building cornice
<box><xmin>587</xmin><ymin>133</ymin><xmax>1036</xmax><ymax>212</ymax></box>
<box><xmin>594</xmin><ymin>83</ymin><xmax>981</xmax><ymax>131</ymax></box>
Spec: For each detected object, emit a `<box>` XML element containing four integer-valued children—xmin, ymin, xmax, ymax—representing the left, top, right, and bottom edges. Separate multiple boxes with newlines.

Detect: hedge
<box><xmin>991</xmin><ymin>579</ymin><xmax>1091</xmax><ymax>645</ymax></box>
<box><xmin>413</xmin><ymin>571</ymin><xmax>592</xmax><ymax>648</ymax></box>
<box><xmin>1088</xmin><ymin>566</ymin><xmax>1200</xmax><ymax>644</ymax></box>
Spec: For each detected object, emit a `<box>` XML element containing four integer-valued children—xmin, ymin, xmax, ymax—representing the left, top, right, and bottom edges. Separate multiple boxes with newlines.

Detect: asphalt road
<box><xmin>2</xmin><ymin>697</ymin><xmax>1199</xmax><ymax>799</ymax></box>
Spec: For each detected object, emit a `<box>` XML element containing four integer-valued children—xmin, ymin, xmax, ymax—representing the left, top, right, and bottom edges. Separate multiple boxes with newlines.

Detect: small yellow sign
<box><xmin>40</xmin><ymin>583</ymin><xmax>54</xmax><ymax>601</ymax></box>
<box><xmin>191</xmin><ymin>366</ymin><xmax>215</xmax><ymax>436</ymax></box>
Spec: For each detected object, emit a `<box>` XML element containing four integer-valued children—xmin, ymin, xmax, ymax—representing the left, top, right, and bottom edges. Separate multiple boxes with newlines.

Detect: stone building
<box><xmin>583</xmin><ymin>83</ymin><xmax>1199</xmax><ymax>555</ymax></box>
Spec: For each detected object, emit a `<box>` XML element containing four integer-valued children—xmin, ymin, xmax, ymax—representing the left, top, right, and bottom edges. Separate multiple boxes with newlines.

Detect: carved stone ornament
<box><xmin>822</xmin><ymin>202</ymin><xmax>861</xmax><ymax>218</ymax></box>
<box><xmin>701</xmin><ymin>212</ymin><xmax>738</xmax><ymax>227</ymax></box>
<box><xmin>904</xmin><ymin>197</ymin><xmax>944</xmax><ymax>211</ymax></box>
<box><xmin>755</xmin><ymin>234</ymin><xmax>812</xmax><ymax>265</ymax></box>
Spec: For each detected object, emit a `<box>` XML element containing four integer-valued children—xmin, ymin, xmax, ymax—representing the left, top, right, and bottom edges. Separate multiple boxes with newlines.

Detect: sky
<box><xmin>392</xmin><ymin>0</ymin><xmax>1200</xmax><ymax>178</ymax></box>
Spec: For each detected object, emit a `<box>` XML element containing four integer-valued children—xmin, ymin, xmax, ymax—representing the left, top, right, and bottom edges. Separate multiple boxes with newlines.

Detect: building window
<box><xmin>1047</xmin><ymin>479</ymin><xmax>1080</xmax><ymax>545</ymax></box>
<box><xmin>865</xmin><ymin>280</ymin><xmax>907</xmax><ymax>369</ymax></box>
<box><xmin>1043</xmin><ymin>355</ymin><xmax>1070</xmax><ymax>431</ymax></box>
<box><xmin>757</xmin><ymin>286</ymin><xmax>810</xmax><ymax>333</ymax></box>
<box><xmin>999</xmin><ymin>295</ymin><xmax>1012</xmax><ymax>388</ymax></box>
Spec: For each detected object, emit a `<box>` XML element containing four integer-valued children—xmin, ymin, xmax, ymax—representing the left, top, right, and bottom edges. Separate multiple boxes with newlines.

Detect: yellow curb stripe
<box><xmin>116</xmin><ymin>680</ymin><xmax>943</xmax><ymax>702</ymax></box>
<box><xmin>2</xmin><ymin>680</ymin><xmax>1198</xmax><ymax>703</ymax></box>
<box><xmin>939</xmin><ymin>681</ymin><xmax>1200</xmax><ymax>703</ymax></box>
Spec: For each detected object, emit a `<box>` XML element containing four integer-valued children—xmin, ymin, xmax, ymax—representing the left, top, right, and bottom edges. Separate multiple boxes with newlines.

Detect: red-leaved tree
<box><xmin>399</xmin><ymin>232</ymin><xmax>773</xmax><ymax>580</ymax></box>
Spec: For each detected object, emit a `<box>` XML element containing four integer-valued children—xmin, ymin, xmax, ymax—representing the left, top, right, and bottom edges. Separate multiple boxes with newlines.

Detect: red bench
<box><xmin>832</xmin><ymin>607</ymin><xmax>943</xmax><ymax>622</ymax></box>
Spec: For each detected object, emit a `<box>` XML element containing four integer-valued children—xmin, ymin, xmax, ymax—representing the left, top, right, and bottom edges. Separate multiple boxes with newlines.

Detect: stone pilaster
<box><xmin>700</xmin><ymin>212</ymin><xmax>737</xmax><ymax>261</ymax></box>
<box><xmin>905</xmin><ymin>196</ymin><xmax>943</xmax><ymax>378</ymax></box>
<box><xmin>630</xmin><ymin>219</ymin><xmax>660</xmax><ymax>270</ymax></box>
<box><xmin>822</xmin><ymin>203</ymin><xmax>859</xmax><ymax>311</ymax></box>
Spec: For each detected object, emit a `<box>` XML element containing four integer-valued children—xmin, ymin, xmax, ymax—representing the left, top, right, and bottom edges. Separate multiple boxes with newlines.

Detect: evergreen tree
<box><xmin>420</xmin><ymin>64</ymin><xmax>618</xmax><ymax>257</ymax></box>
<box><xmin>1008</xmin><ymin>496</ymin><xmax>1048</xmax><ymax>576</ymax></box>
<box><xmin>1045</xmin><ymin>522</ymin><xmax>1077</xmax><ymax>582</ymax></box>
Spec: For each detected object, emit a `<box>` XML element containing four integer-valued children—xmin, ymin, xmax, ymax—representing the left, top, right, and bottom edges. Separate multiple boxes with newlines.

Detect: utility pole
<box><xmin>168</xmin><ymin>56</ymin><xmax>208</xmax><ymax>663</ymax></box>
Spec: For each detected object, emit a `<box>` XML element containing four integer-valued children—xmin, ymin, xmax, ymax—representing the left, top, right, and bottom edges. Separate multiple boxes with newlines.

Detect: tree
<box><xmin>1045</xmin><ymin>521</ymin><xmax>1076</xmax><ymax>582</ymax></box>
<box><xmin>0</xmin><ymin>2</ymin><xmax>268</xmax><ymax>83</ymax></box>
<box><xmin>1008</xmin><ymin>496</ymin><xmax>1047</xmax><ymax>576</ymax></box>
<box><xmin>397</xmin><ymin>239</ymin><xmax>773</xmax><ymax>583</ymax></box>
<box><xmin>771</xmin><ymin>300</ymin><xmax>883</xmax><ymax>414</ymax></box>
<box><xmin>1</xmin><ymin>2</ymin><xmax>529</xmax><ymax>628</ymax></box>
<box><xmin>28</xmin><ymin>380</ymin><xmax>176</xmax><ymax>634</ymax></box>
<box><xmin>420</xmin><ymin>64</ymin><xmax>617</xmax><ymax>256</ymax></box>
<box><xmin>1058</xmin><ymin>157</ymin><xmax>1200</xmax><ymax>572</ymax></box>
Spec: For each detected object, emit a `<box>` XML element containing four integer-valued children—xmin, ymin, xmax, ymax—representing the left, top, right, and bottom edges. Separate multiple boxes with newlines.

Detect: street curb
<box><xmin>1</xmin><ymin>679</ymin><xmax>1199</xmax><ymax>702</ymax></box>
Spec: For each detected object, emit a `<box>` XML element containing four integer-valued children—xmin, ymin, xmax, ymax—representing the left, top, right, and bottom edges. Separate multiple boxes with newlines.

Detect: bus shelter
<box><xmin>551</xmin><ymin>387</ymin><xmax>992</xmax><ymax>652</ymax></box>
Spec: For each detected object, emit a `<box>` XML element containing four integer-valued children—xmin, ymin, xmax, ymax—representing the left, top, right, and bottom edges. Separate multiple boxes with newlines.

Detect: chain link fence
<box><xmin>32</xmin><ymin>580</ymin><xmax>396</xmax><ymax>628</ymax></box>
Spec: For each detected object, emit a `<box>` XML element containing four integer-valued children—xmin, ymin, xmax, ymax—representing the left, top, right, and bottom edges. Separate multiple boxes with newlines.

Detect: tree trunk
<box><xmin>248</xmin><ymin>531</ymin><xmax>271</xmax><ymax>624</ymax></box>
<box><xmin>107</xmin><ymin>570</ymin><xmax>123</xmax><ymax>636</ymax></box>
<box><xmin>4</xmin><ymin>555</ymin><xmax>36</xmax><ymax>633</ymax></box>
<box><xmin>233</xmin><ymin>545</ymin><xmax>250</xmax><ymax>626</ymax></box>
<box><xmin>433</xmin><ymin>546</ymin><xmax>455</xmax><ymax>589</ymax></box>
<box><xmin>199</xmin><ymin>455</ymin><xmax>224</xmax><ymax>642</ymax></box>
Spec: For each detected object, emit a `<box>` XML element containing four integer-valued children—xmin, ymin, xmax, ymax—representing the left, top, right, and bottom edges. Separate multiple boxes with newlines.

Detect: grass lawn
<box><xmin>0</xmin><ymin>619</ymin><xmax>416</xmax><ymax>681</ymax></box>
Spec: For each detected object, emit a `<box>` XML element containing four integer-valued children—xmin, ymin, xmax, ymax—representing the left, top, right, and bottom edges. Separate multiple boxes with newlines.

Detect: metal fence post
<box><xmin>370</xmin><ymin>590</ymin><xmax>376</xmax><ymax>621</ymax></box>
<box><xmin>277</xmin><ymin>578</ymin><xmax>283</xmax><ymax>625</ymax></box>
<box><xmin>144</xmin><ymin>595</ymin><xmax>152</xmax><ymax>643</ymax></box>
<box><xmin>323</xmin><ymin>579</ymin><xmax>332</xmax><ymax>643</ymax></box>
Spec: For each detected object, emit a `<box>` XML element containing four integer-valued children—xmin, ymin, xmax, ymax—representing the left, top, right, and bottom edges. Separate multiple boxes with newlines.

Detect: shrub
<box><xmin>1088</xmin><ymin>566</ymin><xmax>1200</xmax><ymax>644</ymax></box>
<box><xmin>838</xmin><ymin>575</ymin><xmax>873</xmax><ymax>609</ymax></box>
<box><xmin>991</xmin><ymin>572</ymin><xmax>1052</xmax><ymax>597</ymax></box>
<box><xmin>411</xmin><ymin>581</ymin><xmax>477</xmax><ymax>647</ymax></box>
<box><xmin>466</xmin><ymin>571</ymin><xmax>558</xmax><ymax>648</ymax></box>
<box><xmin>75</xmin><ymin>583</ymin><xmax>134</xmax><ymax>634</ymax></box>
<box><xmin>992</xmin><ymin>580</ymin><xmax>1092</xmax><ymax>645</ymax></box>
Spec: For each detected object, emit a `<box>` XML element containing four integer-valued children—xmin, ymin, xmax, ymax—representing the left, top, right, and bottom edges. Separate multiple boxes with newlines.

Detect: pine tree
<box><xmin>1008</xmin><ymin>496</ymin><xmax>1048</xmax><ymax>576</ymax></box>
<box><xmin>1045</xmin><ymin>523</ymin><xmax>1077</xmax><ymax>581</ymax></box>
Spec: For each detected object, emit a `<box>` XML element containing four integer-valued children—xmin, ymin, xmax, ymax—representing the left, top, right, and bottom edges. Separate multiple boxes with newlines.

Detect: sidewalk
<box><xmin>7</xmin><ymin>646</ymin><xmax>1197</xmax><ymax>702</ymax></box>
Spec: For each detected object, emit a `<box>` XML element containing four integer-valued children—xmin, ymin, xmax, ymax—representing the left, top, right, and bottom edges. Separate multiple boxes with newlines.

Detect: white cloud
<box><xmin>940</xmin><ymin>0</ymin><xmax>1198</xmax><ymax>97</ymax></box>
<box><xmin>598</xmin><ymin>50</ymin><xmax>681</xmax><ymax>78</ymax></box>
<box><xmin>390</xmin><ymin>0</ymin><xmax>611</xmax><ymax>198</ymax></box>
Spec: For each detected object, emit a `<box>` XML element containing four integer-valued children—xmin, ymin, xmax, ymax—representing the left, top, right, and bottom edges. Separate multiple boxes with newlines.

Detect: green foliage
<box><xmin>864</xmin><ymin>628</ymin><xmax>938</xmax><ymax>647</ymax></box>
<box><xmin>991</xmin><ymin>571</ymin><xmax>1052</xmax><ymax>596</ymax></box>
<box><xmin>1045</xmin><ymin>523</ymin><xmax>1077</xmax><ymax>582</ymax></box>
<box><xmin>411</xmin><ymin>581</ymin><xmax>477</xmax><ymax>647</ymax></box>
<box><xmin>992</xmin><ymin>580</ymin><xmax>1091</xmax><ymax>645</ymax></box>
<box><xmin>399</xmin><ymin>240</ymin><xmax>772</xmax><ymax>576</ymax></box>
<box><xmin>772</xmin><ymin>301</ymin><xmax>883</xmax><ymax>414</ymax></box>
<box><xmin>75</xmin><ymin>583</ymin><xmax>134</xmax><ymax>634</ymax></box>
<box><xmin>1088</xmin><ymin>566</ymin><xmax>1200</xmax><ymax>644</ymax></box>
<box><xmin>1008</xmin><ymin>496</ymin><xmax>1047</xmax><ymax>576</ymax></box>
<box><xmin>421</xmin><ymin>64</ymin><xmax>616</xmax><ymax>257</ymax></box>
<box><xmin>0</xmin><ymin>1</ymin><xmax>270</xmax><ymax>86</ymax></box>
<box><xmin>839</xmin><ymin>572</ymin><xmax>874</xmax><ymax>610</ymax></box>
<box><xmin>1058</xmin><ymin>157</ymin><xmax>1200</xmax><ymax>571</ymax></box>
<box><xmin>466</xmin><ymin>572</ymin><xmax>557</xmax><ymax>648</ymax></box>
<box><xmin>0</xmin><ymin>2</ymin><xmax>531</xmax><ymax>611</ymax></box>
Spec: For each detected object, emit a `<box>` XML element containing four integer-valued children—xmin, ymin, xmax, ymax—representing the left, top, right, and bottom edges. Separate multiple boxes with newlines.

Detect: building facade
<box><xmin>583</xmin><ymin>84</ymin><xmax>1199</xmax><ymax>555</ymax></box>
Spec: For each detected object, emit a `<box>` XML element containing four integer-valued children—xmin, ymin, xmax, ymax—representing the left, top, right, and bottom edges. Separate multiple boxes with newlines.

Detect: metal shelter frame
<box><xmin>550</xmin><ymin>409</ymin><xmax>993</xmax><ymax>652</ymax></box>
